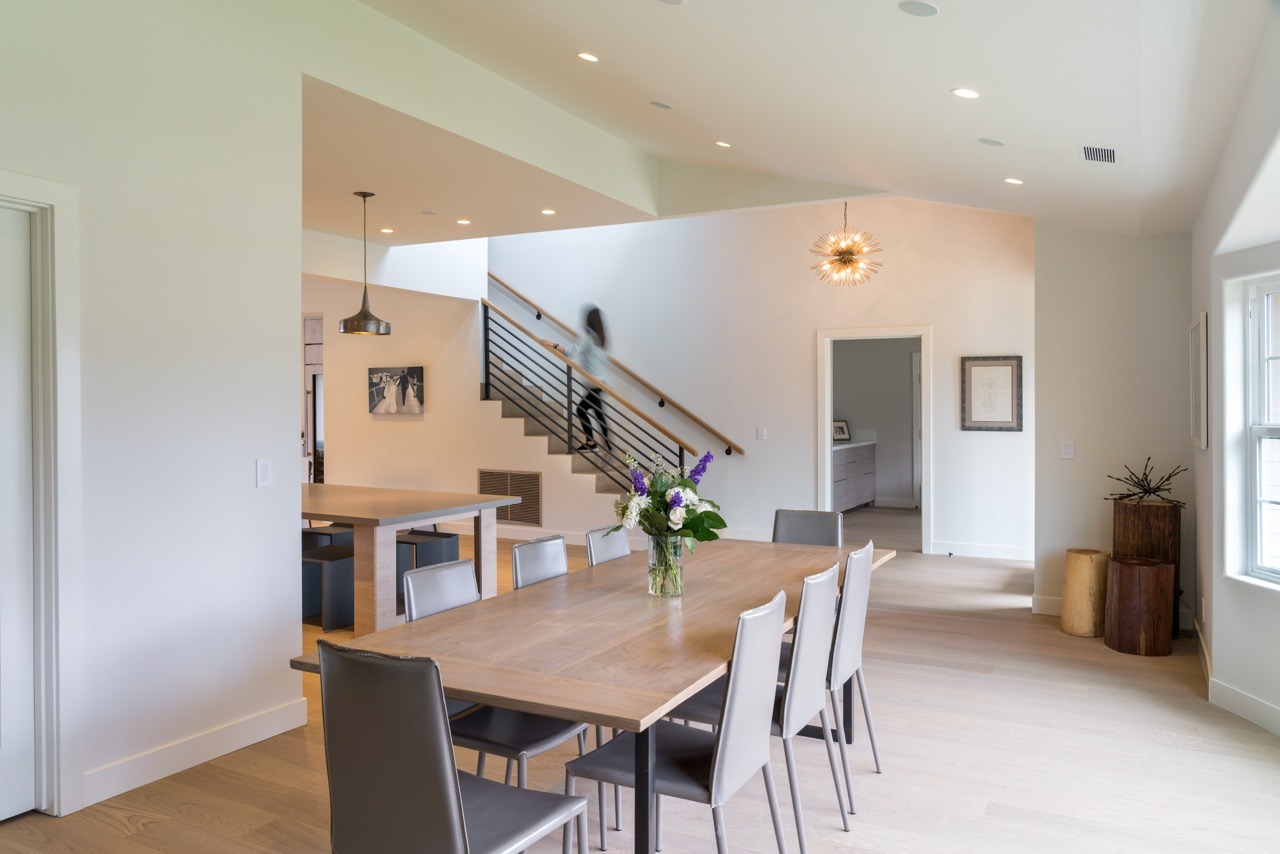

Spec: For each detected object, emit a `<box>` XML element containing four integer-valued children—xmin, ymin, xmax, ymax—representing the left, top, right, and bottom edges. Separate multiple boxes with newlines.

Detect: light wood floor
<box><xmin>844</xmin><ymin>505</ymin><xmax>922</xmax><ymax>554</ymax></box>
<box><xmin>3</xmin><ymin>541</ymin><xmax>1278</xmax><ymax>852</ymax></box>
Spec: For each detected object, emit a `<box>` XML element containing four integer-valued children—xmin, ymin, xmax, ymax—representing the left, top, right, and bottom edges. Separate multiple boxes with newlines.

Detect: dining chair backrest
<box><xmin>772</xmin><ymin>509</ymin><xmax>843</xmax><ymax>548</ymax></box>
<box><xmin>511</xmin><ymin>534</ymin><xmax>569</xmax><ymax>589</ymax></box>
<box><xmin>779</xmin><ymin>563</ymin><xmax>840</xmax><ymax>739</ymax></box>
<box><xmin>709</xmin><ymin>589</ymin><xmax>787</xmax><ymax>808</ymax></box>
<box><xmin>830</xmin><ymin>540</ymin><xmax>875</xmax><ymax>688</ymax></box>
<box><xmin>404</xmin><ymin>559</ymin><xmax>479</xmax><ymax>621</ymax></box>
<box><xmin>585</xmin><ymin>525</ymin><xmax>630</xmax><ymax>567</ymax></box>
<box><xmin>318</xmin><ymin>640</ymin><xmax>467</xmax><ymax>853</ymax></box>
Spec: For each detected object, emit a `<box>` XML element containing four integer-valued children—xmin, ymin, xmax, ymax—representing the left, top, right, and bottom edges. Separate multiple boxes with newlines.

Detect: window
<box><xmin>1248</xmin><ymin>280</ymin><xmax>1280</xmax><ymax>584</ymax></box>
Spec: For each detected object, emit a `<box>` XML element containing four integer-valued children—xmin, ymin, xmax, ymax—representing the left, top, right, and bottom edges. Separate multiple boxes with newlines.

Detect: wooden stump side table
<box><xmin>1061</xmin><ymin>548</ymin><xmax>1110</xmax><ymax>637</ymax></box>
<box><xmin>1104</xmin><ymin>557</ymin><xmax>1174</xmax><ymax>656</ymax></box>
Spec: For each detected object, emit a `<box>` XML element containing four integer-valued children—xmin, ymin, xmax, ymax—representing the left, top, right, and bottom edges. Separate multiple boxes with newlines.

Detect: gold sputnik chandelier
<box><xmin>809</xmin><ymin>202</ymin><xmax>883</xmax><ymax>285</ymax></box>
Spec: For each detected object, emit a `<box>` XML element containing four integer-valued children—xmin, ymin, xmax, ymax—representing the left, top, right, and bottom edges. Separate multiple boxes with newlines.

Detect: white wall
<box><xmin>833</xmin><ymin>337</ymin><xmax>921</xmax><ymax>505</ymax></box>
<box><xmin>491</xmin><ymin>197</ymin><xmax>1036</xmax><ymax>557</ymax></box>
<box><xmin>0</xmin><ymin>0</ymin><xmax>678</xmax><ymax>812</ymax></box>
<box><xmin>1033</xmin><ymin>225</ymin><xmax>1193</xmax><ymax>620</ymax></box>
<box><xmin>1192</xmin><ymin>4</ymin><xmax>1280</xmax><ymax>735</ymax></box>
<box><xmin>302</xmin><ymin>229</ymin><xmax>489</xmax><ymax>302</ymax></box>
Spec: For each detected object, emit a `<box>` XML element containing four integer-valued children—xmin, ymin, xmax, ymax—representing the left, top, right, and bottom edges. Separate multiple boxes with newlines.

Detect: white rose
<box><xmin>696</xmin><ymin>501</ymin><xmax>713</xmax><ymax>514</ymax></box>
<box><xmin>668</xmin><ymin>505</ymin><xmax>687</xmax><ymax>530</ymax></box>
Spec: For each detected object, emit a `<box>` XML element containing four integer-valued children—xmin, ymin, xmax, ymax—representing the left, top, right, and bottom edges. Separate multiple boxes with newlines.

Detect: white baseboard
<box><xmin>81</xmin><ymin>697</ymin><xmax>307</xmax><ymax>808</ymax></box>
<box><xmin>1208</xmin><ymin>677</ymin><xmax>1280</xmax><ymax>738</ymax></box>
<box><xmin>930</xmin><ymin>540</ymin><xmax>1034</xmax><ymax>562</ymax></box>
<box><xmin>870</xmin><ymin>498</ymin><xmax>917</xmax><ymax>510</ymax></box>
<box><xmin>1032</xmin><ymin>594</ymin><xmax>1062</xmax><ymax>616</ymax></box>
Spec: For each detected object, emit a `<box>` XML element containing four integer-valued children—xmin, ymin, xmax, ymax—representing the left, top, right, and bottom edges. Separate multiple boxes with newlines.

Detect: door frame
<box><xmin>817</xmin><ymin>325</ymin><xmax>933</xmax><ymax>554</ymax></box>
<box><xmin>0</xmin><ymin>170</ymin><xmax>84</xmax><ymax>815</ymax></box>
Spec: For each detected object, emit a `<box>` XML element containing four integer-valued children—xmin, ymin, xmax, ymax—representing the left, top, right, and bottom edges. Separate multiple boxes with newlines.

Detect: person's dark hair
<box><xmin>583</xmin><ymin>304</ymin><xmax>607</xmax><ymax>348</ymax></box>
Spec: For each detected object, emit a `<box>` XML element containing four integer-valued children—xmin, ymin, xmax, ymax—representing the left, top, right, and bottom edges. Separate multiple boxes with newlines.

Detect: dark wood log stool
<box><xmin>1104</xmin><ymin>557</ymin><xmax>1174</xmax><ymax>656</ymax></box>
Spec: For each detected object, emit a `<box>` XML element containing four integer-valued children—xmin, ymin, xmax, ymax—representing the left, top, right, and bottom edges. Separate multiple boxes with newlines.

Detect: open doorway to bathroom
<box><xmin>819</xmin><ymin>327</ymin><xmax>930</xmax><ymax>554</ymax></box>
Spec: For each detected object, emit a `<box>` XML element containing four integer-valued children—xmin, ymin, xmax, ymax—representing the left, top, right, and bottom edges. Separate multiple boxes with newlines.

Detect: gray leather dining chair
<box><xmin>509</xmin><ymin>536</ymin><xmax>619</xmax><ymax>841</ymax></box>
<box><xmin>403</xmin><ymin>559</ymin><xmax>589</xmax><ymax>789</ymax></box>
<box><xmin>564</xmin><ymin>591</ymin><xmax>791</xmax><ymax>854</ymax></box>
<box><xmin>829</xmin><ymin>540</ymin><xmax>882</xmax><ymax>792</ymax></box>
<box><xmin>511</xmin><ymin>533</ymin><xmax>569</xmax><ymax>588</ymax></box>
<box><xmin>772</xmin><ymin>509</ymin><xmax>844</xmax><ymax>548</ymax></box>
<box><xmin>316</xmin><ymin>640</ymin><xmax>588</xmax><ymax>854</ymax></box>
<box><xmin>585</xmin><ymin>525</ymin><xmax>630</xmax><ymax>567</ymax></box>
<box><xmin>671</xmin><ymin>565</ymin><xmax>848</xmax><ymax>852</ymax></box>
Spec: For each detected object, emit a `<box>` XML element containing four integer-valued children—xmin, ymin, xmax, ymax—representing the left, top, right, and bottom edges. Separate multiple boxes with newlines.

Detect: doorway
<box><xmin>817</xmin><ymin>326</ymin><xmax>932</xmax><ymax>554</ymax></box>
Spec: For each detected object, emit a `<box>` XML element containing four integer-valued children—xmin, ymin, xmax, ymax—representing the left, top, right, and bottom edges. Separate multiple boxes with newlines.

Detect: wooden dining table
<box><xmin>295</xmin><ymin>537</ymin><xmax>894</xmax><ymax>853</ymax></box>
<box><xmin>301</xmin><ymin>484</ymin><xmax>521</xmax><ymax>636</ymax></box>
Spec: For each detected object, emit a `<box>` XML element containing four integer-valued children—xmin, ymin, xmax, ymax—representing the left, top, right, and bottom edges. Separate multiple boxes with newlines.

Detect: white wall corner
<box><xmin>1208</xmin><ymin>677</ymin><xmax>1280</xmax><ymax>738</ymax></box>
<box><xmin>1032</xmin><ymin>594</ymin><xmax>1063</xmax><ymax>617</ymax></box>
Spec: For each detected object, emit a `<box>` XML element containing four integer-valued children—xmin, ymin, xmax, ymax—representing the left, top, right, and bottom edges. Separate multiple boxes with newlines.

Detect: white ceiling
<box><xmin>304</xmin><ymin>0</ymin><xmax>1272</xmax><ymax>246</ymax></box>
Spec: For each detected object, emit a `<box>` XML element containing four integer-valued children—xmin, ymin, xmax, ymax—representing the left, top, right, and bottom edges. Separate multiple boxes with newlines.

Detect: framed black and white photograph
<box><xmin>833</xmin><ymin>420</ymin><xmax>851</xmax><ymax>442</ymax></box>
<box><xmin>368</xmin><ymin>366</ymin><xmax>424</xmax><ymax>414</ymax></box>
<box><xmin>1191</xmin><ymin>312</ymin><xmax>1206</xmax><ymax>449</ymax></box>
<box><xmin>961</xmin><ymin>355</ymin><xmax>1023</xmax><ymax>432</ymax></box>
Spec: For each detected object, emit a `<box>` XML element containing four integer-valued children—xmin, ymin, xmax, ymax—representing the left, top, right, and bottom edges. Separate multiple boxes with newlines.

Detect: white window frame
<box><xmin>1247</xmin><ymin>279</ymin><xmax>1280</xmax><ymax>585</ymax></box>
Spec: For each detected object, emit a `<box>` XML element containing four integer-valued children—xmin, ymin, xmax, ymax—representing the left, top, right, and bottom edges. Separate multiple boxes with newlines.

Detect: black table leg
<box><xmin>634</xmin><ymin>725</ymin><xmax>656</xmax><ymax>853</ymax></box>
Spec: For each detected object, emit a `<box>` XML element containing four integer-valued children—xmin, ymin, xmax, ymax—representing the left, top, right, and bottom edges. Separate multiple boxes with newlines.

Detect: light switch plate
<box><xmin>1060</xmin><ymin>440</ymin><xmax>1075</xmax><ymax>460</ymax></box>
<box><xmin>256</xmin><ymin>457</ymin><xmax>274</xmax><ymax>488</ymax></box>
<box><xmin>756</xmin><ymin>427</ymin><xmax>767</xmax><ymax>440</ymax></box>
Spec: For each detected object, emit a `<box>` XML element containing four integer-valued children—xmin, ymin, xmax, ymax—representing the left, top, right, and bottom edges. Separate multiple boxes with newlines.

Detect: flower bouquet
<box><xmin>611</xmin><ymin>452</ymin><xmax>726</xmax><ymax>596</ymax></box>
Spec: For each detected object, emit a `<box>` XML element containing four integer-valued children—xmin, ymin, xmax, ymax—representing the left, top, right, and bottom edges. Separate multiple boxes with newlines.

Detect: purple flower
<box><xmin>689</xmin><ymin>452</ymin><xmax>714</xmax><ymax>485</ymax></box>
<box><xmin>630</xmin><ymin>469</ymin><xmax>648</xmax><ymax>496</ymax></box>
<box><xmin>669</xmin><ymin>490</ymin><xmax>684</xmax><ymax>509</ymax></box>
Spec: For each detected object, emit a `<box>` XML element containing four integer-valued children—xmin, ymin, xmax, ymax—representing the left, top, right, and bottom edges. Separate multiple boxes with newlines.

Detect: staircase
<box><xmin>480</xmin><ymin>277</ymin><xmax>745</xmax><ymax>498</ymax></box>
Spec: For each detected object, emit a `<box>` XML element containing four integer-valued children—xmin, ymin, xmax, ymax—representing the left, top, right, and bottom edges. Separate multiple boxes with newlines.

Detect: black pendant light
<box><xmin>339</xmin><ymin>191</ymin><xmax>391</xmax><ymax>336</ymax></box>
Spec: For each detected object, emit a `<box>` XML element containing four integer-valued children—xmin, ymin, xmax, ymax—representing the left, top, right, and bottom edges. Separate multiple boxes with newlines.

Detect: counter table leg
<box><xmin>473</xmin><ymin>508</ymin><xmax>498</xmax><ymax>599</ymax></box>
<box><xmin>353</xmin><ymin>525</ymin><xmax>397</xmax><ymax>636</ymax></box>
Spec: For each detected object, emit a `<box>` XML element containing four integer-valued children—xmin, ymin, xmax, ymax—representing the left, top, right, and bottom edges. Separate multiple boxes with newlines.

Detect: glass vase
<box><xmin>647</xmin><ymin>535</ymin><xmax>684</xmax><ymax>597</ymax></box>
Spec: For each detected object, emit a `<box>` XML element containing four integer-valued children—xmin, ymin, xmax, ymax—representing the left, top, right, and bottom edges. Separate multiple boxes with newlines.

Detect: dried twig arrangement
<box><xmin>1105</xmin><ymin>457</ymin><xmax>1187</xmax><ymax>507</ymax></box>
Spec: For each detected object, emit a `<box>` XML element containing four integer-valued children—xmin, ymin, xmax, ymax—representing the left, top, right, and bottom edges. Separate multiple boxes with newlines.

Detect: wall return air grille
<box><xmin>1082</xmin><ymin>146</ymin><xmax>1117</xmax><ymax>163</ymax></box>
<box><xmin>478</xmin><ymin>469</ymin><xmax>542</xmax><ymax>526</ymax></box>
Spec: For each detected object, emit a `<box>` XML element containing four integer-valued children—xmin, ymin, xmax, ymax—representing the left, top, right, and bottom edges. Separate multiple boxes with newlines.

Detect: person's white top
<box><xmin>565</xmin><ymin>331</ymin><xmax>609</xmax><ymax>388</ymax></box>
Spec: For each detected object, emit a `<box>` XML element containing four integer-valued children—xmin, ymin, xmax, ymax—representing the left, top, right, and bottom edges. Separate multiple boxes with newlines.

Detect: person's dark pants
<box><xmin>576</xmin><ymin>387</ymin><xmax>610</xmax><ymax>448</ymax></box>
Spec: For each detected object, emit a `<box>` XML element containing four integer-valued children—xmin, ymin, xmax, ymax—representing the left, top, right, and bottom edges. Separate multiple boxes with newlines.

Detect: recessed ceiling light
<box><xmin>952</xmin><ymin>88</ymin><xmax>980</xmax><ymax>99</ymax></box>
<box><xmin>898</xmin><ymin>1</ymin><xmax>939</xmax><ymax>16</ymax></box>
<box><xmin>420</xmin><ymin>210</ymin><xmax>437</xmax><ymax>216</ymax></box>
<box><xmin>380</xmin><ymin>228</ymin><xmax>394</xmax><ymax>233</ymax></box>
<box><xmin>715</xmin><ymin>141</ymin><xmax>731</xmax><ymax>148</ymax></box>
<box><xmin>978</xmin><ymin>138</ymin><xmax>1005</xmax><ymax>147</ymax></box>
<box><xmin>577</xmin><ymin>52</ymin><xmax>599</xmax><ymax>62</ymax></box>
<box><xmin>1004</xmin><ymin>178</ymin><xmax>1024</xmax><ymax>185</ymax></box>
<box><xmin>650</xmin><ymin>100</ymin><xmax>672</xmax><ymax>110</ymax></box>
<box><xmin>457</xmin><ymin>219</ymin><xmax>471</xmax><ymax>225</ymax></box>
<box><xmin>541</xmin><ymin>209</ymin><xmax>556</xmax><ymax>215</ymax></box>
<box><xmin>657</xmin><ymin>0</ymin><xmax>687</xmax><ymax>5</ymax></box>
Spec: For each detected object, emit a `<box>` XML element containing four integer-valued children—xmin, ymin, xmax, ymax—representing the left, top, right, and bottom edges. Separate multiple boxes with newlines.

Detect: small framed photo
<box><xmin>833</xmin><ymin>420</ymin><xmax>851</xmax><ymax>442</ymax></box>
<box><xmin>368</xmin><ymin>366</ymin><xmax>424</xmax><ymax>415</ymax></box>
<box><xmin>961</xmin><ymin>356</ymin><xmax>1023</xmax><ymax>431</ymax></box>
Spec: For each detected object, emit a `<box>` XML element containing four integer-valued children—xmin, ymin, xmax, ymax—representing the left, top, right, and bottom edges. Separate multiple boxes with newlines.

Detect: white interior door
<box><xmin>0</xmin><ymin>205</ymin><xmax>35</xmax><ymax>819</ymax></box>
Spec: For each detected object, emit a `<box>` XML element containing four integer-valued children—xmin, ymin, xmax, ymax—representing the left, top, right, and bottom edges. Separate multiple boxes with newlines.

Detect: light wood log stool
<box><xmin>1104</xmin><ymin>556</ymin><xmax>1174</xmax><ymax>656</ymax></box>
<box><xmin>1061</xmin><ymin>548</ymin><xmax>1110</xmax><ymax>637</ymax></box>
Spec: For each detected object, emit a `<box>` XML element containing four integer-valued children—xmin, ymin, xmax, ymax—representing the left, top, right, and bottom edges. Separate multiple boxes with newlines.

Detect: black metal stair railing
<box><xmin>483</xmin><ymin>303</ymin><xmax>689</xmax><ymax>491</ymax></box>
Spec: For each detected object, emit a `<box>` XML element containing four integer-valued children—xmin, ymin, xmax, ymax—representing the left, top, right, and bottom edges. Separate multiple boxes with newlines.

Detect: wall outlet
<box><xmin>1060</xmin><ymin>440</ymin><xmax>1075</xmax><ymax>459</ymax></box>
<box><xmin>256</xmin><ymin>457</ymin><xmax>273</xmax><ymax>488</ymax></box>
<box><xmin>756</xmin><ymin>427</ymin><xmax>767</xmax><ymax>440</ymax></box>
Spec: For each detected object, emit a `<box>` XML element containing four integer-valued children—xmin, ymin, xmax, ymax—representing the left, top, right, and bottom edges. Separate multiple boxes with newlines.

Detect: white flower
<box><xmin>668</xmin><ymin>505</ymin><xmax>687</xmax><ymax>529</ymax></box>
<box><xmin>695</xmin><ymin>500</ymin><xmax>713</xmax><ymax>514</ymax></box>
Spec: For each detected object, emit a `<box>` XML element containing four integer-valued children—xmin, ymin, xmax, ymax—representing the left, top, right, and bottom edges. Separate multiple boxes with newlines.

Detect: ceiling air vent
<box><xmin>1082</xmin><ymin>146</ymin><xmax>1117</xmax><ymax>164</ymax></box>
<box><xmin>479</xmin><ymin>469</ymin><xmax>542</xmax><ymax>526</ymax></box>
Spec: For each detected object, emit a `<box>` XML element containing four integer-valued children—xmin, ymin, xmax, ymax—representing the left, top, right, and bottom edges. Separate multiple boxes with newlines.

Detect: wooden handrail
<box><xmin>482</xmin><ymin>300</ymin><xmax>702</xmax><ymax>458</ymax></box>
<box><xmin>487</xmin><ymin>274</ymin><xmax>746</xmax><ymax>457</ymax></box>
